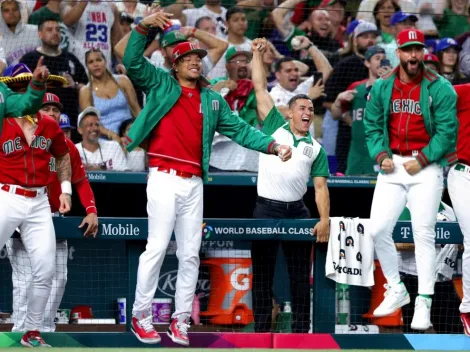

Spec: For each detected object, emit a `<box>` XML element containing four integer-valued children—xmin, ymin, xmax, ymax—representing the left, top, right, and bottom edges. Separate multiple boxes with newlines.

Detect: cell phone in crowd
<box><xmin>313</xmin><ymin>72</ymin><xmax>323</xmax><ymax>85</ymax></box>
<box><xmin>380</xmin><ymin>59</ymin><xmax>391</xmax><ymax>68</ymax></box>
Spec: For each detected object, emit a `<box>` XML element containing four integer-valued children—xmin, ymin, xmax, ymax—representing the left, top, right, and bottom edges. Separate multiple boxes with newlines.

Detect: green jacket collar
<box><xmin>282</xmin><ymin>122</ymin><xmax>312</xmax><ymax>147</ymax></box>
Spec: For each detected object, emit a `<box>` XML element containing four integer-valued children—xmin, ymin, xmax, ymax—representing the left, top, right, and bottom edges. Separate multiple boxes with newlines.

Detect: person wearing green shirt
<box><xmin>434</xmin><ymin>0</ymin><xmax>470</xmax><ymax>39</ymax></box>
<box><xmin>330</xmin><ymin>46</ymin><xmax>388</xmax><ymax>175</ymax></box>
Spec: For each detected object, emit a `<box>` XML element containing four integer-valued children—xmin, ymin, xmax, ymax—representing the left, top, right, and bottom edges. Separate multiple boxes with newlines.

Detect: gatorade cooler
<box><xmin>200</xmin><ymin>250</ymin><xmax>254</xmax><ymax>325</ymax></box>
<box><xmin>363</xmin><ymin>260</ymin><xmax>403</xmax><ymax>326</ymax></box>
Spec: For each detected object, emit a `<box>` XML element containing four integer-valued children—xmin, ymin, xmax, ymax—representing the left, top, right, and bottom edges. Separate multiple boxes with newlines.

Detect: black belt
<box><xmin>257</xmin><ymin>196</ymin><xmax>304</xmax><ymax>209</ymax></box>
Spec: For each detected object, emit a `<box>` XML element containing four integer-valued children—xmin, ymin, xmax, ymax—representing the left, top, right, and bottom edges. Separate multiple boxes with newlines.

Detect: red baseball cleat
<box><xmin>131</xmin><ymin>316</ymin><xmax>161</xmax><ymax>344</ymax></box>
<box><xmin>167</xmin><ymin>318</ymin><xmax>190</xmax><ymax>346</ymax></box>
<box><xmin>461</xmin><ymin>312</ymin><xmax>470</xmax><ymax>336</ymax></box>
<box><xmin>21</xmin><ymin>330</ymin><xmax>51</xmax><ymax>347</ymax></box>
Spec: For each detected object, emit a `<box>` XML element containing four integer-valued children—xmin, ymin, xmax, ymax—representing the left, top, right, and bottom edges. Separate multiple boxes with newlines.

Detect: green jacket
<box><xmin>364</xmin><ymin>65</ymin><xmax>457</xmax><ymax>168</ymax></box>
<box><xmin>122</xmin><ymin>25</ymin><xmax>276</xmax><ymax>181</ymax></box>
<box><xmin>0</xmin><ymin>81</ymin><xmax>46</xmax><ymax>132</ymax></box>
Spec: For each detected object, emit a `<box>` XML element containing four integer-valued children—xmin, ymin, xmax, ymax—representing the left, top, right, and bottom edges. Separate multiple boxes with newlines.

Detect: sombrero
<box><xmin>0</xmin><ymin>63</ymin><xmax>67</xmax><ymax>90</ymax></box>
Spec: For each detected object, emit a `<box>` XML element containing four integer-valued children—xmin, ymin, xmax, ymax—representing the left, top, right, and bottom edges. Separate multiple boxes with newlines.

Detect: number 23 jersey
<box><xmin>67</xmin><ymin>1</ymin><xmax>114</xmax><ymax>70</ymax></box>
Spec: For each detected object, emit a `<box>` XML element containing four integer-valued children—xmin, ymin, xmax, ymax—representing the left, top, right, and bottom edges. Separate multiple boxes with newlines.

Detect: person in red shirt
<box><xmin>6</xmin><ymin>92</ymin><xmax>98</xmax><ymax>336</ymax></box>
<box><xmin>449</xmin><ymin>84</ymin><xmax>470</xmax><ymax>336</ymax></box>
<box><xmin>364</xmin><ymin>29</ymin><xmax>457</xmax><ymax>332</ymax></box>
<box><xmin>0</xmin><ymin>63</ymin><xmax>72</xmax><ymax>347</ymax></box>
<box><xmin>123</xmin><ymin>11</ymin><xmax>293</xmax><ymax>347</ymax></box>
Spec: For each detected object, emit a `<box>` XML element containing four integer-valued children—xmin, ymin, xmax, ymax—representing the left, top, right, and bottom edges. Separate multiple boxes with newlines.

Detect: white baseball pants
<box><xmin>0</xmin><ymin>189</ymin><xmax>56</xmax><ymax>332</ymax></box>
<box><xmin>448</xmin><ymin>164</ymin><xmax>470</xmax><ymax>313</ymax></box>
<box><xmin>370</xmin><ymin>155</ymin><xmax>443</xmax><ymax>294</ymax></box>
<box><xmin>7</xmin><ymin>238</ymin><xmax>68</xmax><ymax>332</ymax></box>
<box><xmin>132</xmin><ymin>169</ymin><xmax>203</xmax><ymax>320</ymax></box>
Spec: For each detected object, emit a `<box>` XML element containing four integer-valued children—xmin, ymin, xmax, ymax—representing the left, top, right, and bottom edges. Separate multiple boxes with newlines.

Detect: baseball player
<box><xmin>364</xmin><ymin>29</ymin><xmax>457</xmax><ymax>331</ymax></box>
<box><xmin>122</xmin><ymin>11</ymin><xmax>292</xmax><ymax>346</ymax></box>
<box><xmin>6</xmin><ymin>91</ymin><xmax>98</xmax><ymax>334</ymax></box>
<box><xmin>330</xmin><ymin>45</ymin><xmax>387</xmax><ymax>175</ymax></box>
<box><xmin>448</xmin><ymin>83</ymin><xmax>470</xmax><ymax>336</ymax></box>
<box><xmin>0</xmin><ymin>63</ymin><xmax>72</xmax><ymax>348</ymax></box>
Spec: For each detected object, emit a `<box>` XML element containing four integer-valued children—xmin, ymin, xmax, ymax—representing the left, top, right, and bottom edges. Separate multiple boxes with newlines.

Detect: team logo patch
<box><xmin>303</xmin><ymin>146</ymin><xmax>313</xmax><ymax>158</ymax></box>
<box><xmin>173</xmin><ymin>51</ymin><xmax>180</xmax><ymax>59</ymax></box>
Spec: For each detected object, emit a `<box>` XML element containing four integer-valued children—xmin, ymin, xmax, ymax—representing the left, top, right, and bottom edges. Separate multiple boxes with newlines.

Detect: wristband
<box><xmin>61</xmin><ymin>181</ymin><xmax>72</xmax><ymax>195</ymax></box>
<box><xmin>306</xmin><ymin>43</ymin><xmax>314</xmax><ymax>51</ymax></box>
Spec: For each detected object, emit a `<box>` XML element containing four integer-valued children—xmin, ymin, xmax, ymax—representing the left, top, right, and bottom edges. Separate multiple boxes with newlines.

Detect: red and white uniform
<box><xmin>7</xmin><ymin>137</ymin><xmax>97</xmax><ymax>332</ymax></box>
<box><xmin>448</xmin><ymin>84</ymin><xmax>470</xmax><ymax>314</ymax></box>
<box><xmin>132</xmin><ymin>85</ymin><xmax>204</xmax><ymax>323</ymax></box>
<box><xmin>0</xmin><ymin>111</ymin><xmax>69</xmax><ymax>333</ymax></box>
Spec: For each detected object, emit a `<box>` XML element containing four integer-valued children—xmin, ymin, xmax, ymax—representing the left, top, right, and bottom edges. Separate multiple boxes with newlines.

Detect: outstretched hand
<box><xmin>141</xmin><ymin>10</ymin><xmax>173</xmax><ymax>29</ymax></box>
<box><xmin>32</xmin><ymin>56</ymin><xmax>49</xmax><ymax>83</ymax></box>
<box><xmin>252</xmin><ymin>38</ymin><xmax>267</xmax><ymax>54</ymax></box>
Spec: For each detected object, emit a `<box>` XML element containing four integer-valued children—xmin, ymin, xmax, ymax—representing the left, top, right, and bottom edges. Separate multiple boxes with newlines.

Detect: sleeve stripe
<box><xmin>29</xmin><ymin>80</ymin><xmax>45</xmax><ymax>91</ymax></box>
<box><xmin>375</xmin><ymin>151</ymin><xmax>389</xmax><ymax>164</ymax></box>
<box><xmin>267</xmin><ymin>141</ymin><xmax>276</xmax><ymax>154</ymax></box>
<box><xmin>135</xmin><ymin>23</ymin><xmax>149</xmax><ymax>35</ymax></box>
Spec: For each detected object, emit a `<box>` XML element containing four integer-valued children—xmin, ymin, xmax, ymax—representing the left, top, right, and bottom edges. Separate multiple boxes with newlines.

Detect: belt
<box><xmin>1</xmin><ymin>184</ymin><xmax>47</xmax><ymax>198</ymax></box>
<box><xmin>153</xmin><ymin>166</ymin><xmax>194</xmax><ymax>179</ymax></box>
<box><xmin>257</xmin><ymin>196</ymin><xmax>304</xmax><ymax>210</ymax></box>
<box><xmin>455</xmin><ymin>163</ymin><xmax>470</xmax><ymax>173</ymax></box>
<box><xmin>391</xmin><ymin>149</ymin><xmax>420</xmax><ymax>157</ymax></box>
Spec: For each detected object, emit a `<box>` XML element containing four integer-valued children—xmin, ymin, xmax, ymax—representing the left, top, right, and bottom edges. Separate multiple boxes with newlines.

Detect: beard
<box><xmin>357</xmin><ymin>45</ymin><xmax>368</xmax><ymax>56</ymax></box>
<box><xmin>237</xmin><ymin>68</ymin><xmax>248</xmax><ymax>79</ymax></box>
<box><xmin>400</xmin><ymin>58</ymin><xmax>421</xmax><ymax>78</ymax></box>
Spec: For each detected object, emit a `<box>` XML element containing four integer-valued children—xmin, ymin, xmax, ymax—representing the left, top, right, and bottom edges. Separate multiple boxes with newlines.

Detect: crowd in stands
<box><xmin>1</xmin><ymin>0</ymin><xmax>469</xmax><ymax>174</ymax></box>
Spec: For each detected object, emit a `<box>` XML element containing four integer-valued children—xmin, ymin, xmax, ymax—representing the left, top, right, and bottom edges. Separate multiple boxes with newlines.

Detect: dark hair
<box><xmin>119</xmin><ymin>119</ymin><xmax>134</xmax><ymax>138</ymax></box>
<box><xmin>274</xmin><ymin>57</ymin><xmax>295</xmax><ymax>72</ymax></box>
<box><xmin>226</xmin><ymin>6</ymin><xmax>245</xmax><ymax>21</ymax></box>
<box><xmin>38</xmin><ymin>17</ymin><xmax>59</xmax><ymax>31</ymax></box>
<box><xmin>288</xmin><ymin>94</ymin><xmax>312</xmax><ymax>108</ymax></box>
<box><xmin>373</xmin><ymin>0</ymin><xmax>400</xmax><ymax>28</ymax></box>
<box><xmin>195</xmin><ymin>16</ymin><xmax>214</xmax><ymax>29</ymax></box>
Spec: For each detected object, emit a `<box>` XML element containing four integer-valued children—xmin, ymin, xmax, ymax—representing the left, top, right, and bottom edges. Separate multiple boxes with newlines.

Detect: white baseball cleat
<box><xmin>373</xmin><ymin>283</ymin><xmax>410</xmax><ymax>317</ymax></box>
<box><xmin>411</xmin><ymin>296</ymin><xmax>432</xmax><ymax>330</ymax></box>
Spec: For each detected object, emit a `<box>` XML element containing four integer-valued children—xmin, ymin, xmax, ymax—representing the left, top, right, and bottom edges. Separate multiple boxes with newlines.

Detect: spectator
<box><xmin>458</xmin><ymin>13</ymin><xmax>470</xmax><ymax>78</ymax></box>
<box><xmin>58</xmin><ymin>113</ymin><xmax>73</xmax><ymax>139</ymax></box>
<box><xmin>423</xmin><ymin>52</ymin><xmax>439</xmax><ymax>72</ymax></box>
<box><xmin>414</xmin><ymin>1</ymin><xmax>438</xmax><ymax>37</ymax></box>
<box><xmin>27</xmin><ymin>0</ymin><xmax>71</xmax><ymax>52</ymax></box>
<box><xmin>237</xmin><ymin>0</ymin><xmax>273</xmax><ymax>40</ymax></box>
<box><xmin>115</xmin><ymin>0</ymin><xmax>150</xmax><ymax>26</ymax></box>
<box><xmin>208</xmin><ymin>7</ymin><xmax>252</xmax><ymax>79</ymax></box>
<box><xmin>357</xmin><ymin>0</ymin><xmax>416</xmax><ymax>24</ymax></box>
<box><xmin>0</xmin><ymin>0</ymin><xmax>40</xmax><ymax>65</ymax></box>
<box><xmin>62</xmin><ymin>0</ymin><xmax>122</xmax><ymax>70</ymax></box>
<box><xmin>0</xmin><ymin>46</ymin><xmax>6</xmax><ymax>73</ymax></box>
<box><xmin>436</xmin><ymin>37</ymin><xmax>467</xmax><ymax>84</ymax></box>
<box><xmin>20</xmin><ymin>17</ymin><xmax>88</xmax><ymax>124</ymax></box>
<box><xmin>434</xmin><ymin>0</ymin><xmax>469</xmax><ymax>39</ymax></box>
<box><xmin>338</xmin><ymin>19</ymin><xmax>364</xmax><ymax>58</ymax></box>
<box><xmin>120</xmin><ymin>12</ymin><xmax>135</xmax><ymax>35</ymax></box>
<box><xmin>317</xmin><ymin>0</ymin><xmax>347</xmax><ymax>45</ymax></box>
<box><xmin>271</xmin><ymin>0</ymin><xmax>341</xmax><ymax>66</ymax></box>
<box><xmin>379</xmin><ymin>11</ymin><xmax>418</xmax><ymax>68</ymax></box>
<box><xmin>372</xmin><ymin>0</ymin><xmax>401</xmax><ymax>48</ymax></box>
<box><xmin>79</xmin><ymin>48</ymin><xmax>141</xmax><ymax>137</ymax></box>
<box><xmin>119</xmin><ymin>119</ymin><xmax>146</xmax><ymax>172</ymax></box>
<box><xmin>330</xmin><ymin>46</ymin><xmax>387</xmax><ymax>175</ymax></box>
<box><xmin>76</xmin><ymin>107</ymin><xmax>128</xmax><ymax>171</ymax></box>
<box><xmin>195</xmin><ymin>16</ymin><xmax>216</xmax><ymax>42</ymax></box>
<box><xmin>322</xmin><ymin>21</ymin><xmax>379</xmax><ymax>173</ymax></box>
<box><xmin>179</xmin><ymin>0</ymin><xmax>227</xmax><ymax>37</ymax></box>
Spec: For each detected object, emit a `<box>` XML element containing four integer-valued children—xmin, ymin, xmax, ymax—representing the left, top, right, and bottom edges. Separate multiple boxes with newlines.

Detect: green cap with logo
<box><xmin>160</xmin><ymin>31</ymin><xmax>187</xmax><ymax>49</ymax></box>
<box><xmin>225</xmin><ymin>47</ymin><xmax>252</xmax><ymax>62</ymax></box>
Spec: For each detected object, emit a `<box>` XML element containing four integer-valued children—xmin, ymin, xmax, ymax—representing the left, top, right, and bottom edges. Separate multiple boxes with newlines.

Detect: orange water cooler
<box><xmin>200</xmin><ymin>250</ymin><xmax>254</xmax><ymax>325</ymax></box>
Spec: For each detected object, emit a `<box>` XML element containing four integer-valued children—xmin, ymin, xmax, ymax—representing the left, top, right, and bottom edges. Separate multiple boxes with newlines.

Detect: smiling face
<box><xmin>174</xmin><ymin>53</ymin><xmax>203</xmax><ymax>82</ymax></box>
<box><xmin>397</xmin><ymin>44</ymin><xmax>424</xmax><ymax>78</ymax></box>
<box><xmin>78</xmin><ymin>114</ymin><xmax>101</xmax><ymax>144</ymax></box>
<box><xmin>288</xmin><ymin>98</ymin><xmax>314</xmax><ymax>135</ymax></box>
<box><xmin>310</xmin><ymin>10</ymin><xmax>331</xmax><ymax>38</ymax></box>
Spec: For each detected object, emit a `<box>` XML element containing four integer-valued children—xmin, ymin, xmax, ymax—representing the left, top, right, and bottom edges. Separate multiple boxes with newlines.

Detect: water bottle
<box><xmin>336</xmin><ymin>283</ymin><xmax>350</xmax><ymax>325</ymax></box>
<box><xmin>275</xmin><ymin>301</ymin><xmax>293</xmax><ymax>333</ymax></box>
<box><xmin>284</xmin><ymin>301</ymin><xmax>292</xmax><ymax>313</ymax></box>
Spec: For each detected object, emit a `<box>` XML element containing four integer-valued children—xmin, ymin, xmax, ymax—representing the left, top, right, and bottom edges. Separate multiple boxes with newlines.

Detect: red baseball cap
<box><xmin>171</xmin><ymin>41</ymin><xmax>207</xmax><ymax>63</ymax></box>
<box><xmin>397</xmin><ymin>29</ymin><xmax>425</xmax><ymax>49</ymax></box>
<box><xmin>42</xmin><ymin>92</ymin><xmax>63</xmax><ymax>111</ymax></box>
<box><xmin>424</xmin><ymin>53</ymin><xmax>439</xmax><ymax>64</ymax></box>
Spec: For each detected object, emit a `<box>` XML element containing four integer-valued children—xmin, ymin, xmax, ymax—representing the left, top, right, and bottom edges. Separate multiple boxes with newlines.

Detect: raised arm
<box><xmin>62</xmin><ymin>1</ymin><xmax>87</xmax><ymax>27</ymax></box>
<box><xmin>181</xmin><ymin>26</ymin><xmax>228</xmax><ymax>68</ymax></box>
<box><xmin>110</xmin><ymin>3</ymin><xmax>124</xmax><ymax>49</ymax></box>
<box><xmin>293</xmin><ymin>36</ymin><xmax>333</xmax><ymax>81</ymax></box>
<box><xmin>251</xmin><ymin>38</ymin><xmax>275</xmax><ymax>121</ymax></box>
<box><xmin>271</xmin><ymin>0</ymin><xmax>304</xmax><ymax>39</ymax></box>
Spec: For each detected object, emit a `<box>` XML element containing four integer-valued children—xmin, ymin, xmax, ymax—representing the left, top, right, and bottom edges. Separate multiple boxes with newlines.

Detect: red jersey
<box><xmin>389</xmin><ymin>72</ymin><xmax>431</xmax><ymax>155</ymax></box>
<box><xmin>453</xmin><ymin>84</ymin><xmax>470</xmax><ymax>165</ymax></box>
<box><xmin>48</xmin><ymin>138</ymin><xmax>97</xmax><ymax>214</ymax></box>
<box><xmin>148</xmin><ymin>86</ymin><xmax>203</xmax><ymax>176</ymax></box>
<box><xmin>0</xmin><ymin>112</ymin><xmax>69</xmax><ymax>187</ymax></box>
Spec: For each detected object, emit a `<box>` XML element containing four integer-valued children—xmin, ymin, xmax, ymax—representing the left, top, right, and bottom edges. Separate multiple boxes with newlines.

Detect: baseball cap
<box><xmin>390</xmin><ymin>11</ymin><xmax>418</xmax><ymax>26</ymax></box>
<box><xmin>225</xmin><ymin>46</ymin><xmax>253</xmax><ymax>62</ymax></box>
<box><xmin>436</xmin><ymin>37</ymin><xmax>461</xmax><ymax>53</ymax></box>
<box><xmin>364</xmin><ymin>45</ymin><xmax>386</xmax><ymax>61</ymax></box>
<box><xmin>42</xmin><ymin>92</ymin><xmax>63</xmax><ymax>111</ymax></box>
<box><xmin>347</xmin><ymin>19</ymin><xmax>364</xmax><ymax>36</ymax></box>
<box><xmin>171</xmin><ymin>41</ymin><xmax>207</xmax><ymax>63</ymax></box>
<box><xmin>59</xmin><ymin>113</ymin><xmax>74</xmax><ymax>130</ymax></box>
<box><xmin>423</xmin><ymin>53</ymin><xmax>439</xmax><ymax>64</ymax></box>
<box><xmin>77</xmin><ymin>106</ymin><xmax>100</xmax><ymax>127</ymax></box>
<box><xmin>160</xmin><ymin>30</ymin><xmax>187</xmax><ymax>49</ymax></box>
<box><xmin>354</xmin><ymin>21</ymin><xmax>380</xmax><ymax>38</ymax></box>
<box><xmin>396</xmin><ymin>29</ymin><xmax>425</xmax><ymax>49</ymax></box>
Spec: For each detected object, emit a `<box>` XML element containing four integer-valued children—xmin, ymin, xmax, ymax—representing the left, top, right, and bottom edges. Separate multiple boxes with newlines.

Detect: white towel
<box><xmin>325</xmin><ymin>217</ymin><xmax>375</xmax><ymax>287</ymax></box>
